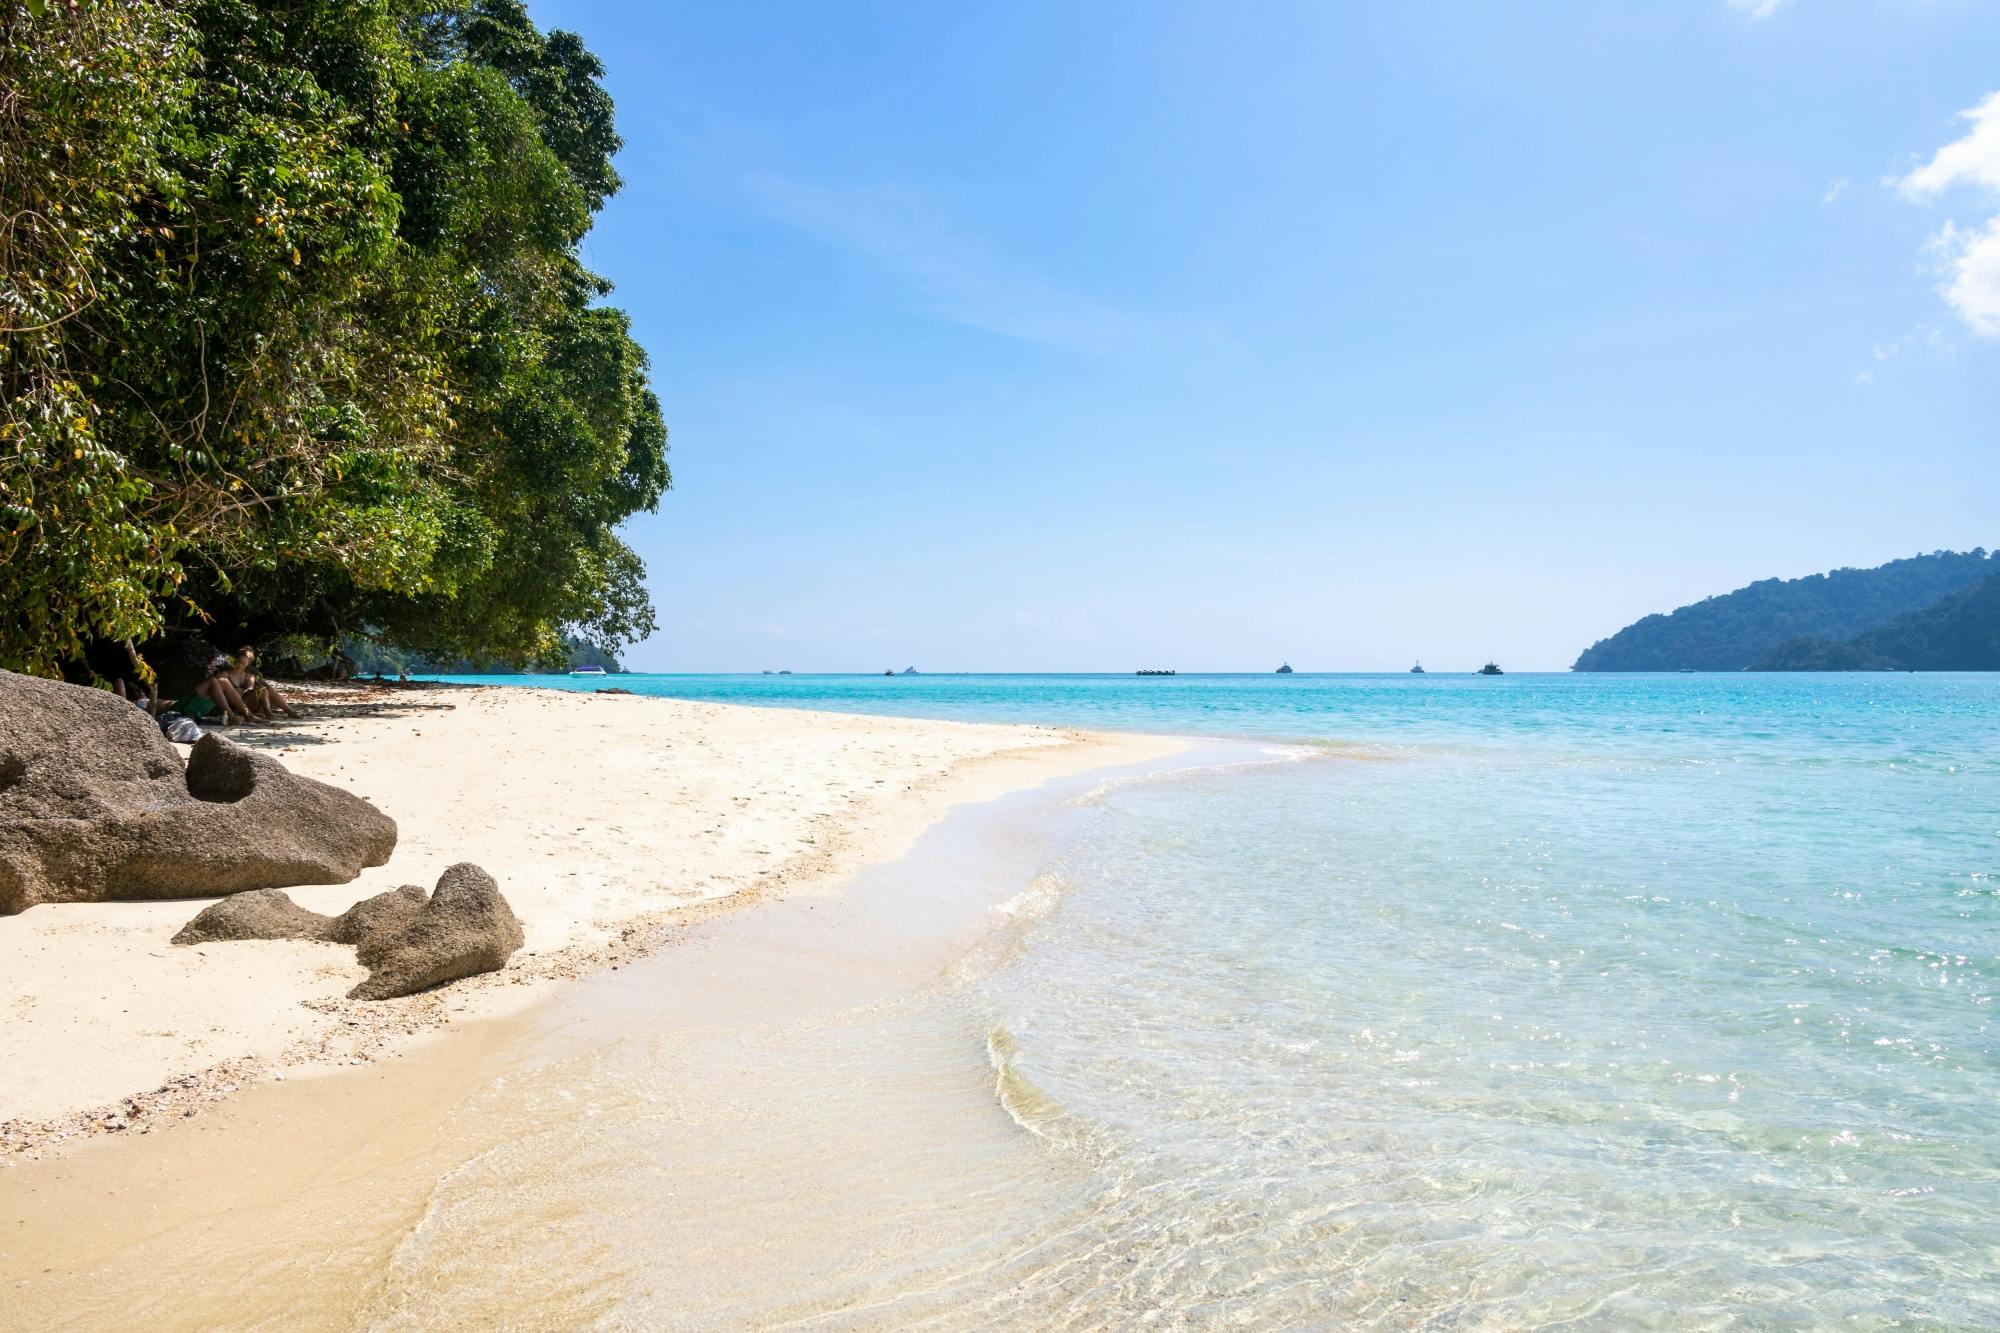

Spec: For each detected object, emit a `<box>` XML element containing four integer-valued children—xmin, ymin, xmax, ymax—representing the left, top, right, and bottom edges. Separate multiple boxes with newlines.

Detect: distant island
<box><xmin>1573</xmin><ymin>549</ymin><xmax>1999</xmax><ymax>672</ymax></box>
<box><xmin>1755</xmin><ymin>573</ymin><xmax>2000</xmax><ymax>670</ymax></box>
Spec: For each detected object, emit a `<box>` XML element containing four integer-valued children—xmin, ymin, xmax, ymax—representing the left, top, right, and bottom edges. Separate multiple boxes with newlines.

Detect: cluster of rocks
<box><xmin>175</xmin><ymin>863</ymin><xmax>524</xmax><ymax>1000</ymax></box>
<box><xmin>1</xmin><ymin>667</ymin><xmax>521</xmax><ymax>1000</ymax></box>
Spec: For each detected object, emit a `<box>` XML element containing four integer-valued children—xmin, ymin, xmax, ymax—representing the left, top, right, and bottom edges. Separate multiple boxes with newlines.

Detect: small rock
<box><xmin>172</xmin><ymin>889</ymin><xmax>337</xmax><ymax>945</ymax></box>
<box><xmin>349</xmin><ymin>863</ymin><xmax>524</xmax><ymax>1001</ymax></box>
<box><xmin>329</xmin><ymin>883</ymin><xmax>427</xmax><ymax>950</ymax></box>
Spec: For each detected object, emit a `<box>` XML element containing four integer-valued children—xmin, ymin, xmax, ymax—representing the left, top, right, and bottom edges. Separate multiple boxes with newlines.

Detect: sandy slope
<box><xmin>0</xmin><ymin>682</ymin><xmax>1180</xmax><ymax>1153</ymax></box>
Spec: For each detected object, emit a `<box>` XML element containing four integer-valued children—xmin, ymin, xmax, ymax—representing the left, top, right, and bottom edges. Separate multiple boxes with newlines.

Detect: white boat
<box><xmin>569</xmin><ymin>665</ymin><xmax>608</xmax><ymax>676</ymax></box>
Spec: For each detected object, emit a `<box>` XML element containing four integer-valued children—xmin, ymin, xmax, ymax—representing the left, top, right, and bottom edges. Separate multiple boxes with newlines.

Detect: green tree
<box><xmin>2</xmin><ymin>0</ymin><xmax>196</xmax><ymax>676</ymax></box>
<box><xmin>0</xmin><ymin>0</ymin><xmax>669</xmax><ymax>679</ymax></box>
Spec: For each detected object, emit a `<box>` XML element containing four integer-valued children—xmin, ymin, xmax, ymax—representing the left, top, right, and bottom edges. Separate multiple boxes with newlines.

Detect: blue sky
<box><xmin>535</xmin><ymin>0</ymin><xmax>2000</xmax><ymax>671</ymax></box>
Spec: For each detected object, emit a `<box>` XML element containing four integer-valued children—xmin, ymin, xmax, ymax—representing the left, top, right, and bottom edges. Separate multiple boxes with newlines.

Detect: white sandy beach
<box><xmin>0</xmin><ymin>683</ymin><xmax>1181</xmax><ymax>1154</ymax></box>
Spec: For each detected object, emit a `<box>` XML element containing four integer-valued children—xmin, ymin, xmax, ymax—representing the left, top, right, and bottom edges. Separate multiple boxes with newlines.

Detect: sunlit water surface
<box><xmin>405</xmin><ymin>674</ymin><xmax>1999</xmax><ymax>1326</ymax></box>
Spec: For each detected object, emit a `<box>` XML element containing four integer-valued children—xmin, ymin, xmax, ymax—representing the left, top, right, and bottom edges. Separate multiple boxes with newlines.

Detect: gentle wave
<box><xmin>937</xmin><ymin>872</ymin><xmax>1077</xmax><ymax>994</ymax></box>
<box><xmin>1064</xmin><ymin>743</ymin><xmax>1362</xmax><ymax>808</ymax></box>
<box><xmin>986</xmin><ymin>1024</ymin><xmax>1099</xmax><ymax>1156</ymax></box>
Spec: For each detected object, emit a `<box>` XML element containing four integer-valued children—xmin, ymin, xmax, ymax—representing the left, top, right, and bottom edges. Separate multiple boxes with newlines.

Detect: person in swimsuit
<box><xmin>178</xmin><ymin>655</ymin><xmax>257</xmax><ymax>725</ymax></box>
<box><xmin>223</xmin><ymin>647</ymin><xmax>301</xmax><ymax>719</ymax></box>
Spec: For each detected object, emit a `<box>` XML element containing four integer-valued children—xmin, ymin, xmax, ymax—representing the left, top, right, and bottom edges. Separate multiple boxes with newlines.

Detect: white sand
<box><xmin>0</xmin><ymin>683</ymin><xmax>1180</xmax><ymax>1151</ymax></box>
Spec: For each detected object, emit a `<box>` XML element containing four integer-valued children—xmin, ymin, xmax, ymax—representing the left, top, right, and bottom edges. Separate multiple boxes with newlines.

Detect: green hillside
<box><xmin>1573</xmin><ymin>550</ymin><xmax>1998</xmax><ymax>672</ymax></box>
<box><xmin>1755</xmin><ymin>574</ymin><xmax>2000</xmax><ymax>671</ymax></box>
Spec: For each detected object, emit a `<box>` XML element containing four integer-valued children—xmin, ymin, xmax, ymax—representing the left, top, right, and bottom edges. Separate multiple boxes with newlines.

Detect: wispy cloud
<box><xmin>1894</xmin><ymin>92</ymin><xmax>2000</xmax><ymax>335</ymax></box>
<box><xmin>744</xmin><ymin>173</ymin><xmax>1149</xmax><ymax>354</ymax></box>
<box><xmin>1854</xmin><ymin>320</ymin><xmax>1950</xmax><ymax>383</ymax></box>
<box><xmin>1871</xmin><ymin>322</ymin><xmax>1945</xmax><ymax>362</ymax></box>
<box><xmin>1821</xmin><ymin>177</ymin><xmax>1850</xmax><ymax>205</ymax></box>
<box><xmin>1727</xmin><ymin>0</ymin><xmax>1791</xmax><ymax>19</ymax></box>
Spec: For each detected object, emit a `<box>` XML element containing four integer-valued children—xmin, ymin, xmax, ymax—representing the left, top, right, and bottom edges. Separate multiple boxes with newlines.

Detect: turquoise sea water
<box><xmin>434</xmin><ymin>668</ymin><xmax>1996</xmax><ymax>756</ymax></box>
<box><xmin>442</xmin><ymin>672</ymin><xmax>2000</xmax><ymax>1323</ymax></box>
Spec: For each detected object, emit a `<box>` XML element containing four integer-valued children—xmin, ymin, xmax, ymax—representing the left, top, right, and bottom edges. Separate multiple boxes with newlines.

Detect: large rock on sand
<box><xmin>350</xmin><ymin>862</ymin><xmax>524</xmax><ymax>1001</ymax></box>
<box><xmin>0</xmin><ymin>668</ymin><xmax>396</xmax><ymax>914</ymax></box>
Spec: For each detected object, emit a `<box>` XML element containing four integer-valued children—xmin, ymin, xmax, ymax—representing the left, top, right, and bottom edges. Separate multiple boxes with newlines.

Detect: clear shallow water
<box><xmin>438</xmin><ymin>669</ymin><xmax>1998</xmax><ymax>757</ymax></box>
<box><xmin>436</xmin><ymin>673</ymin><xmax>2000</xmax><ymax>1323</ymax></box>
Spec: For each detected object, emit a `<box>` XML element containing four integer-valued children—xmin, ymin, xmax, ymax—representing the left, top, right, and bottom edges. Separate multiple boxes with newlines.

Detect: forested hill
<box><xmin>1572</xmin><ymin>550</ymin><xmax>1999</xmax><ymax>671</ymax></box>
<box><xmin>1754</xmin><ymin>574</ymin><xmax>2000</xmax><ymax>671</ymax></box>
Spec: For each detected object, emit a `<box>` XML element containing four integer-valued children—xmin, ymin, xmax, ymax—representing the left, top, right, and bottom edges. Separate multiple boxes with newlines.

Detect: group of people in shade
<box><xmin>114</xmin><ymin>646</ymin><xmax>302</xmax><ymax>727</ymax></box>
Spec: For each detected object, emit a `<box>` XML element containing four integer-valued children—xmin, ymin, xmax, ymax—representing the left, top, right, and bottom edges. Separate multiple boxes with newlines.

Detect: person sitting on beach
<box><xmin>223</xmin><ymin>646</ymin><xmax>301</xmax><ymax>719</ymax></box>
<box><xmin>176</xmin><ymin>654</ymin><xmax>259</xmax><ymax>726</ymax></box>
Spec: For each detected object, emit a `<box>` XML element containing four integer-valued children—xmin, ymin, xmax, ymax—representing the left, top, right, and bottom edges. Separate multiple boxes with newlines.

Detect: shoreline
<box><xmin>0</xmin><ymin>681</ymin><xmax>1186</xmax><ymax>1159</ymax></box>
<box><xmin>0</xmin><ymin>736</ymin><xmax>1222</xmax><ymax>1328</ymax></box>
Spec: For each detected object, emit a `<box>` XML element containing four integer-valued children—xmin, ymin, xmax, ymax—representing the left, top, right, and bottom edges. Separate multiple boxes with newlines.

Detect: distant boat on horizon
<box><xmin>1136</xmin><ymin>668</ymin><xmax>1177</xmax><ymax>676</ymax></box>
<box><xmin>1275</xmin><ymin>662</ymin><xmax>1293</xmax><ymax>674</ymax></box>
<box><xmin>1478</xmin><ymin>661</ymin><xmax>1504</xmax><ymax>675</ymax></box>
<box><xmin>1410</xmin><ymin>661</ymin><xmax>1425</xmax><ymax>674</ymax></box>
<box><xmin>902</xmin><ymin>666</ymin><xmax>920</xmax><ymax>675</ymax></box>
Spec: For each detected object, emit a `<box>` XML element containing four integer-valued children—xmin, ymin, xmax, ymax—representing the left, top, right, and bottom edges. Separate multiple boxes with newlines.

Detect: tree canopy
<box><xmin>1571</xmin><ymin>550</ymin><xmax>1998</xmax><ymax>672</ymax></box>
<box><xmin>1</xmin><ymin>0</ymin><xmax>668</xmax><ymax>679</ymax></box>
